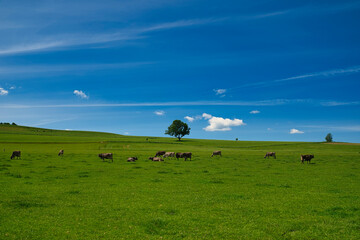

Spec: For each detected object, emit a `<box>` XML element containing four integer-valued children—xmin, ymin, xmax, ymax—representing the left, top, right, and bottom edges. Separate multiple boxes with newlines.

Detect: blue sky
<box><xmin>0</xmin><ymin>0</ymin><xmax>360</xmax><ymax>142</ymax></box>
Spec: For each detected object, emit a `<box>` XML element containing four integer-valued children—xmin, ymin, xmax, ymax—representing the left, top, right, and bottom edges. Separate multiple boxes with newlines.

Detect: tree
<box><xmin>325</xmin><ymin>133</ymin><xmax>333</xmax><ymax>142</ymax></box>
<box><xmin>165</xmin><ymin>120</ymin><xmax>190</xmax><ymax>141</ymax></box>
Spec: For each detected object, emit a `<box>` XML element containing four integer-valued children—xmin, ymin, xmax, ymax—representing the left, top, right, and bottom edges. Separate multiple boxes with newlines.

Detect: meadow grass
<box><xmin>0</xmin><ymin>125</ymin><xmax>359</xmax><ymax>239</ymax></box>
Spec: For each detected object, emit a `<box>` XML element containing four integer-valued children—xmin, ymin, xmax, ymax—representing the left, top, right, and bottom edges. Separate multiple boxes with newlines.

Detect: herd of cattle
<box><xmin>8</xmin><ymin>150</ymin><xmax>315</xmax><ymax>163</ymax></box>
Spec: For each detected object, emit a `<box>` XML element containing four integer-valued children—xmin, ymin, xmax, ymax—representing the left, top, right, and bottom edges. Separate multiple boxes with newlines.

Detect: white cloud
<box><xmin>203</xmin><ymin>113</ymin><xmax>246</xmax><ymax>131</ymax></box>
<box><xmin>184</xmin><ymin>116</ymin><xmax>195</xmax><ymax>122</ymax></box>
<box><xmin>73</xmin><ymin>90</ymin><xmax>89</xmax><ymax>99</ymax></box>
<box><xmin>65</xmin><ymin>129</ymin><xmax>71</xmax><ymax>131</ymax></box>
<box><xmin>202</xmin><ymin>113</ymin><xmax>212</xmax><ymax>119</ymax></box>
<box><xmin>250</xmin><ymin>110</ymin><xmax>260</xmax><ymax>114</ymax></box>
<box><xmin>0</xmin><ymin>88</ymin><xmax>9</xmax><ymax>96</ymax></box>
<box><xmin>154</xmin><ymin>110</ymin><xmax>165</xmax><ymax>116</ymax></box>
<box><xmin>267</xmin><ymin>128</ymin><xmax>272</xmax><ymax>131</ymax></box>
<box><xmin>9</xmin><ymin>86</ymin><xmax>16</xmax><ymax>90</ymax></box>
<box><xmin>290</xmin><ymin>128</ymin><xmax>304</xmax><ymax>134</ymax></box>
<box><xmin>214</xmin><ymin>89</ymin><xmax>226</xmax><ymax>96</ymax></box>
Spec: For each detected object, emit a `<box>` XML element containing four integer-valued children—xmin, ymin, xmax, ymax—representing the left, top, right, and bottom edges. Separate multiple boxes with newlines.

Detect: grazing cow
<box><xmin>127</xmin><ymin>157</ymin><xmax>138</xmax><ymax>162</ymax></box>
<box><xmin>149</xmin><ymin>157</ymin><xmax>164</xmax><ymax>162</ymax></box>
<box><xmin>10</xmin><ymin>151</ymin><xmax>21</xmax><ymax>160</ymax></box>
<box><xmin>301</xmin><ymin>154</ymin><xmax>314</xmax><ymax>164</ymax></box>
<box><xmin>155</xmin><ymin>151</ymin><xmax>166</xmax><ymax>157</ymax></box>
<box><xmin>211</xmin><ymin>151</ymin><xmax>222</xmax><ymax>157</ymax></box>
<box><xmin>264</xmin><ymin>152</ymin><xmax>276</xmax><ymax>159</ymax></box>
<box><xmin>176</xmin><ymin>152</ymin><xmax>192</xmax><ymax>161</ymax></box>
<box><xmin>163</xmin><ymin>152</ymin><xmax>175</xmax><ymax>158</ymax></box>
<box><xmin>98</xmin><ymin>153</ymin><xmax>113</xmax><ymax>162</ymax></box>
<box><xmin>58</xmin><ymin>149</ymin><xmax>64</xmax><ymax>156</ymax></box>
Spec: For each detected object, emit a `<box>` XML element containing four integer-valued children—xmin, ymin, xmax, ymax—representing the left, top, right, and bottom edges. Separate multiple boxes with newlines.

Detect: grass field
<box><xmin>1</xmin><ymin>125</ymin><xmax>359</xmax><ymax>239</ymax></box>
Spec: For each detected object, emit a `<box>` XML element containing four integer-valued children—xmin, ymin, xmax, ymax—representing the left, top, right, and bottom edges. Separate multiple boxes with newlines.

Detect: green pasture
<box><xmin>0</xmin><ymin>125</ymin><xmax>359</xmax><ymax>239</ymax></box>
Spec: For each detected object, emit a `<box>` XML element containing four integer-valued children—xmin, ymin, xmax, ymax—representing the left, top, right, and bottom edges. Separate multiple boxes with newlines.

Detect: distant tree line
<box><xmin>0</xmin><ymin>122</ymin><xmax>17</xmax><ymax>125</ymax></box>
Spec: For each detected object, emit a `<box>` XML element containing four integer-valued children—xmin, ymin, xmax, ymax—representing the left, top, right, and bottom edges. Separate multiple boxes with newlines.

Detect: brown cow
<box><xmin>155</xmin><ymin>151</ymin><xmax>166</xmax><ymax>157</ymax></box>
<box><xmin>163</xmin><ymin>152</ymin><xmax>175</xmax><ymax>158</ymax></box>
<box><xmin>264</xmin><ymin>152</ymin><xmax>276</xmax><ymax>159</ymax></box>
<box><xmin>127</xmin><ymin>157</ymin><xmax>138</xmax><ymax>162</ymax></box>
<box><xmin>10</xmin><ymin>151</ymin><xmax>21</xmax><ymax>159</ymax></box>
<box><xmin>301</xmin><ymin>154</ymin><xmax>314</xmax><ymax>164</ymax></box>
<box><xmin>211</xmin><ymin>151</ymin><xmax>222</xmax><ymax>157</ymax></box>
<box><xmin>58</xmin><ymin>150</ymin><xmax>64</xmax><ymax>156</ymax></box>
<box><xmin>98</xmin><ymin>153</ymin><xmax>113</xmax><ymax>162</ymax></box>
<box><xmin>149</xmin><ymin>157</ymin><xmax>164</xmax><ymax>162</ymax></box>
<box><xmin>176</xmin><ymin>152</ymin><xmax>192</xmax><ymax>161</ymax></box>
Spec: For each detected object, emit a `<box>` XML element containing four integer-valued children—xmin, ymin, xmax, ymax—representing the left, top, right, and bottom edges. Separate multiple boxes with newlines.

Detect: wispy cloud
<box><xmin>0</xmin><ymin>8</ymin><xmax>309</xmax><ymax>57</ymax></box>
<box><xmin>0</xmin><ymin>88</ymin><xmax>9</xmax><ymax>96</ymax></box>
<box><xmin>240</xmin><ymin>66</ymin><xmax>360</xmax><ymax>88</ymax></box>
<box><xmin>142</xmin><ymin>18</ymin><xmax>225</xmax><ymax>32</ymax></box>
<box><xmin>0</xmin><ymin>18</ymin><xmax>225</xmax><ymax>56</ymax></box>
<box><xmin>278</xmin><ymin>66</ymin><xmax>360</xmax><ymax>82</ymax></box>
<box><xmin>290</xmin><ymin>128</ymin><xmax>304</xmax><ymax>134</ymax></box>
<box><xmin>0</xmin><ymin>42</ymin><xmax>64</xmax><ymax>56</ymax></box>
<box><xmin>250</xmin><ymin>110</ymin><xmax>260</xmax><ymax>114</ymax></box>
<box><xmin>0</xmin><ymin>62</ymin><xmax>155</xmax><ymax>75</ymax></box>
<box><xmin>154</xmin><ymin>110</ymin><xmax>165</xmax><ymax>116</ymax></box>
<box><xmin>73</xmin><ymin>90</ymin><xmax>89</xmax><ymax>99</ymax></box>
<box><xmin>319</xmin><ymin>100</ymin><xmax>360</xmax><ymax>106</ymax></box>
<box><xmin>301</xmin><ymin>125</ymin><xmax>360</xmax><ymax>132</ymax></box>
<box><xmin>213</xmin><ymin>88</ymin><xmax>226</xmax><ymax>97</ymax></box>
<box><xmin>247</xmin><ymin>11</ymin><xmax>289</xmax><ymax>19</ymax></box>
<box><xmin>1</xmin><ymin>99</ymin><xmax>358</xmax><ymax>109</ymax></box>
<box><xmin>32</xmin><ymin>117</ymin><xmax>76</xmax><ymax>126</ymax></box>
<box><xmin>1</xmin><ymin>1</ymin><xmax>359</xmax><ymax>56</ymax></box>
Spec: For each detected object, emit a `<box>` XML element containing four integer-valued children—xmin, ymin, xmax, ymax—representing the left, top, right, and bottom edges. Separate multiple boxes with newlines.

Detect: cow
<box><xmin>264</xmin><ymin>152</ymin><xmax>276</xmax><ymax>159</ymax></box>
<box><xmin>98</xmin><ymin>153</ymin><xmax>113</xmax><ymax>162</ymax></box>
<box><xmin>149</xmin><ymin>157</ymin><xmax>164</xmax><ymax>162</ymax></box>
<box><xmin>163</xmin><ymin>152</ymin><xmax>175</xmax><ymax>158</ymax></box>
<box><xmin>211</xmin><ymin>151</ymin><xmax>222</xmax><ymax>157</ymax></box>
<box><xmin>10</xmin><ymin>151</ymin><xmax>21</xmax><ymax>160</ymax></box>
<box><xmin>301</xmin><ymin>154</ymin><xmax>314</xmax><ymax>164</ymax></box>
<box><xmin>155</xmin><ymin>151</ymin><xmax>166</xmax><ymax>157</ymax></box>
<box><xmin>127</xmin><ymin>157</ymin><xmax>138</xmax><ymax>162</ymax></box>
<box><xmin>58</xmin><ymin>150</ymin><xmax>64</xmax><ymax>156</ymax></box>
<box><xmin>176</xmin><ymin>152</ymin><xmax>192</xmax><ymax>161</ymax></box>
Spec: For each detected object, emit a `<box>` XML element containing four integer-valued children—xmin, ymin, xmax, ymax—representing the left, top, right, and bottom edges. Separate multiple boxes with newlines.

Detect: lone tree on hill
<box><xmin>325</xmin><ymin>133</ymin><xmax>333</xmax><ymax>142</ymax></box>
<box><xmin>165</xmin><ymin>120</ymin><xmax>190</xmax><ymax>141</ymax></box>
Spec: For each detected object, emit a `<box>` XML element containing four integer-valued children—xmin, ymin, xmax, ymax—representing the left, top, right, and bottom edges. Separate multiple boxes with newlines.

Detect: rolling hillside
<box><xmin>0</xmin><ymin>124</ymin><xmax>359</xmax><ymax>239</ymax></box>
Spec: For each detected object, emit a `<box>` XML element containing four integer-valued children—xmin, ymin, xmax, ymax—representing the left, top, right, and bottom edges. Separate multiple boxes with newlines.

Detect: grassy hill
<box><xmin>0</xmin><ymin>125</ymin><xmax>359</xmax><ymax>239</ymax></box>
